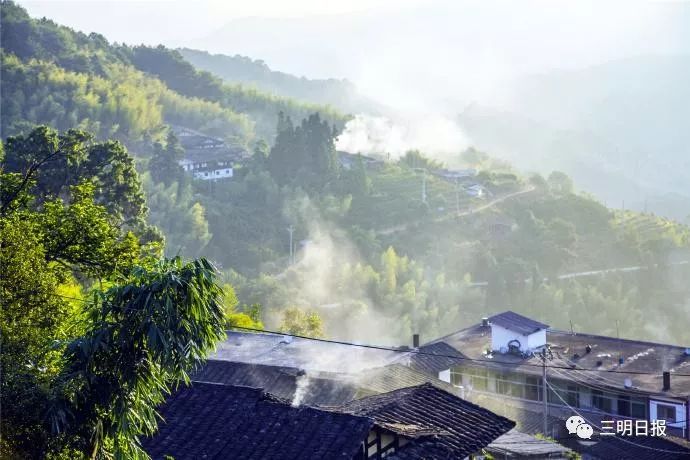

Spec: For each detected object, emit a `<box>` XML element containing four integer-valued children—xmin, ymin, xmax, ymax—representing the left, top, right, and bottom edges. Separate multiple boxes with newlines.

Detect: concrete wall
<box><xmin>650</xmin><ymin>399</ymin><xmax>687</xmax><ymax>429</ymax></box>
<box><xmin>193</xmin><ymin>168</ymin><xmax>233</xmax><ymax>180</ymax></box>
<box><xmin>527</xmin><ymin>329</ymin><xmax>547</xmax><ymax>350</ymax></box>
<box><xmin>490</xmin><ymin>324</ymin><xmax>546</xmax><ymax>353</ymax></box>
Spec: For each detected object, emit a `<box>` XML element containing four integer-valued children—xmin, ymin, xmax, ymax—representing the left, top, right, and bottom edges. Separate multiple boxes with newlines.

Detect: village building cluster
<box><xmin>170</xmin><ymin>125</ymin><xmax>487</xmax><ymax>198</ymax></box>
<box><xmin>143</xmin><ymin>311</ymin><xmax>690</xmax><ymax>459</ymax></box>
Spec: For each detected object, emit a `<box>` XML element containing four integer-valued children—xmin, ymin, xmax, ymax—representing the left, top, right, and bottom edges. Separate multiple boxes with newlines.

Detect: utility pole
<box><xmin>541</xmin><ymin>349</ymin><xmax>548</xmax><ymax>435</ymax></box>
<box><xmin>287</xmin><ymin>225</ymin><xmax>294</xmax><ymax>266</ymax></box>
<box><xmin>455</xmin><ymin>178</ymin><xmax>460</xmax><ymax>214</ymax></box>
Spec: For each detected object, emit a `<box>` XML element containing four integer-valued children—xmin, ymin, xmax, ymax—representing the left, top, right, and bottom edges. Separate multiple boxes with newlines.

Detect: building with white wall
<box><xmin>488</xmin><ymin>311</ymin><xmax>549</xmax><ymax>354</ymax></box>
<box><xmin>405</xmin><ymin>311</ymin><xmax>690</xmax><ymax>441</ymax></box>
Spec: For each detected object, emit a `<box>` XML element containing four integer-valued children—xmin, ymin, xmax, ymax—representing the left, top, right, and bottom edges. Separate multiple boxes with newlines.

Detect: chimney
<box><xmin>413</xmin><ymin>334</ymin><xmax>420</xmax><ymax>348</ymax></box>
<box><xmin>663</xmin><ymin>371</ymin><xmax>671</xmax><ymax>391</ymax></box>
<box><xmin>481</xmin><ymin>317</ymin><xmax>489</xmax><ymax>327</ymax></box>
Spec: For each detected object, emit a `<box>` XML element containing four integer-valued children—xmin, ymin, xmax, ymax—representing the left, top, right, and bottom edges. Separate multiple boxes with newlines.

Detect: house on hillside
<box><xmin>171</xmin><ymin>125</ymin><xmax>249</xmax><ymax>181</ymax></box>
<box><xmin>338</xmin><ymin>151</ymin><xmax>385</xmax><ymax>171</ymax></box>
<box><xmin>431</xmin><ymin>168</ymin><xmax>477</xmax><ymax>183</ymax></box>
<box><xmin>142</xmin><ymin>382</ymin><xmax>515</xmax><ymax>460</ymax></box>
<box><xmin>465</xmin><ymin>183</ymin><xmax>485</xmax><ymax>198</ymax></box>
<box><xmin>410</xmin><ymin>311</ymin><xmax>690</xmax><ymax>444</ymax></box>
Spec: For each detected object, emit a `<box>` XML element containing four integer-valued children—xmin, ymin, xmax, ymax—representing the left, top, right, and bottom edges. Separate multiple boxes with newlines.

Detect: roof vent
<box><xmin>684</xmin><ymin>348</ymin><xmax>690</xmax><ymax>356</ymax></box>
<box><xmin>624</xmin><ymin>378</ymin><xmax>632</xmax><ymax>389</ymax></box>
<box><xmin>585</xmin><ymin>345</ymin><xmax>592</xmax><ymax>354</ymax></box>
<box><xmin>481</xmin><ymin>317</ymin><xmax>489</xmax><ymax>327</ymax></box>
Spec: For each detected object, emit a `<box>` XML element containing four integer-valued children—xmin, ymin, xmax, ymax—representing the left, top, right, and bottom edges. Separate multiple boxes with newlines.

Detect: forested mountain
<box><xmin>0</xmin><ymin>1</ymin><xmax>346</xmax><ymax>144</ymax></box>
<box><xmin>178</xmin><ymin>48</ymin><xmax>382</xmax><ymax>114</ymax></box>
<box><xmin>3</xmin><ymin>0</ymin><xmax>690</xmax><ymax>355</ymax></box>
<box><xmin>459</xmin><ymin>55</ymin><xmax>690</xmax><ymax>220</ymax></box>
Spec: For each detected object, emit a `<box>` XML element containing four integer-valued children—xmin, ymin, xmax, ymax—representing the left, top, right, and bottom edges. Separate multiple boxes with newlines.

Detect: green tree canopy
<box><xmin>0</xmin><ymin>126</ymin><xmax>228</xmax><ymax>459</ymax></box>
<box><xmin>2</xmin><ymin>125</ymin><xmax>147</xmax><ymax>226</ymax></box>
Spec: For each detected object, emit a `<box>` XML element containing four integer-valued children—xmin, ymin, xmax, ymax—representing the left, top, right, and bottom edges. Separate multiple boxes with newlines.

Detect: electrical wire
<box><xmin>544</xmin><ymin>379</ymin><xmax>688</xmax><ymax>454</ymax></box>
<box><xmin>227</xmin><ymin>325</ymin><xmax>690</xmax><ymax>378</ymax></box>
<box><xmin>37</xmin><ymin>291</ymin><xmax>690</xmax><ymax>452</ymax></box>
<box><xmin>547</xmin><ymin>367</ymin><xmax>688</xmax><ymax>428</ymax></box>
<box><xmin>42</xmin><ymin>292</ymin><xmax>690</xmax><ymax>377</ymax></box>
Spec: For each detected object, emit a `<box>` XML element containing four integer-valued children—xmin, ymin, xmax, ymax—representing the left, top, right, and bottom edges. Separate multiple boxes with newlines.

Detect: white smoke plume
<box><xmin>335</xmin><ymin>113</ymin><xmax>470</xmax><ymax>161</ymax></box>
<box><xmin>291</xmin><ymin>373</ymin><xmax>310</xmax><ymax>407</ymax></box>
<box><xmin>268</xmin><ymin>191</ymin><xmax>413</xmax><ymax>347</ymax></box>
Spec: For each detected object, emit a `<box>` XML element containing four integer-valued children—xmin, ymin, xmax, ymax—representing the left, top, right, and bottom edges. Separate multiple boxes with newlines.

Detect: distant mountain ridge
<box><xmin>459</xmin><ymin>55</ymin><xmax>690</xmax><ymax>220</ymax></box>
<box><xmin>178</xmin><ymin>48</ymin><xmax>383</xmax><ymax>115</ymax></box>
<box><xmin>0</xmin><ymin>0</ymin><xmax>347</xmax><ymax>145</ymax></box>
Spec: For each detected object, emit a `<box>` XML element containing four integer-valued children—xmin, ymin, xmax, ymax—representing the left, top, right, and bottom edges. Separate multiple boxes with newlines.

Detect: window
<box><xmin>631</xmin><ymin>399</ymin><xmax>647</xmax><ymax>419</ymax></box>
<box><xmin>496</xmin><ymin>371</ymin><xmax>526</xmax><ymax>398</ymax></box>
<box><xmin>459</xmin><ymin>367</ymin><xmax>488</xmax><ymax>391</ymax></box>
<box><xmin>592</xmin><ymin>390</ymin><xmax>612</xmax><ymax>413</ymax></box>
<box><xmin>525</xmin><ymin>376</ymin><xmax>542</xmax><ymax>401</ymax></box>
<box><xmin>657</xmin><ymin>404</ymin><xmax>677</xmax><ymax>423</ymax></box>
<box><xmin>548</xmin><ymin>381</ymin><xmax>580</xmax><ymax>408</ymax></box>
<box><xmin>617</xmin><ymin>395</ymin><xmax>631</xmax><ymax>416</ymax></box>
<box><xmin>450</xmin><ymin>370</ymin><xmax>463</xmax><ymax>387</ymax></box>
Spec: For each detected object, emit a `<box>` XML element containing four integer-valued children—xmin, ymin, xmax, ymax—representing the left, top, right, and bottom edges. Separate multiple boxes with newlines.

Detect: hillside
<box><xmin>459</xmin><ymin>55</ymin><xmax>690</xmax><ymax>221</ymax></box>
<box><xmin>179</xmin><ymin>48</ymin><xmax>382</xmax><ymax>115</ymax></box>
<box><xmin>0</xmin><ymin>1</ymin><xmax>347</xmax><ymax>144</ymax></box>
<box><xmin>3</xmin><ymin>0</ymin><xmax>690</xmax><ymax>349</ymax></box>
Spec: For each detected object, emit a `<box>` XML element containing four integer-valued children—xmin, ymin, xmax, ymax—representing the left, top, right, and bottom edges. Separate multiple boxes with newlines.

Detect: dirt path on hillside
<box><xmin>375</xmin><ymin>186</ymin><xmax>536</xmax><ymax>236</ymax></box>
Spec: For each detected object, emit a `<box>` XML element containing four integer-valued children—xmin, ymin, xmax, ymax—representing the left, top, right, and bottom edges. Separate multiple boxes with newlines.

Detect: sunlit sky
<box><xmin>18</xmin><ymin>0</ymin><xmax>690</xmax><ymax>110</ymax></box>
<box><xmin>18</xmin><ymin>0</ymin><xmax>423</xmax><ymax>44</ymax></box>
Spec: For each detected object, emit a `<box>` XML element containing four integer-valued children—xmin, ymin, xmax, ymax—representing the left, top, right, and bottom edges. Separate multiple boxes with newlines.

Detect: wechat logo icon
<box><xmin>566</xmin><ymin>415</ymin><xmax>594</xmax><ymax>439</ymax></box>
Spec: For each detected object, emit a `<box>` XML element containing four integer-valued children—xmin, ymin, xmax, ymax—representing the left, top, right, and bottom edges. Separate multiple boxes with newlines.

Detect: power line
<box><xmin>227</xmin><ymin>325</ymin><xmax>690</xmax><ymax>378</ymax></box>
<box><xmin>547</xmin><ymin>367</ymin><xmax>688</xmax><ymax>428</ymax></box>
<box><xmin>544</xmin><ymin>379</ymin><xmax>687</xmax><ymax>454</ymax></box>
<box><xmin>41</xmin><ymin>292</ymin><xmax>690</xmax><ymax>377</ymax></box>
<box><xmin>42</xmin><ymin>293</ymin><xmax>690</xmax><ymax>453</ymax></box>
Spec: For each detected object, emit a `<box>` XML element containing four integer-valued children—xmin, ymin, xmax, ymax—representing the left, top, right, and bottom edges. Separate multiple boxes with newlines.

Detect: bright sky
<box><xmin>19</xmin><ymin>0</ymin><xmax>423</xmax><ymax>45</ymax></box>
<box><xmin>18</xmin><ymin>0</ymin><xmax>690</xmax><ymax>110</ymax></box>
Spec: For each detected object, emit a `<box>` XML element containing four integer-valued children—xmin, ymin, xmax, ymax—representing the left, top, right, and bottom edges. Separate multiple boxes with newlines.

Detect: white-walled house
<box><xmin>488</xmin><ymin>311</ymin><xmax>549</xmax><ymax>354</ymax></box>
<box><xmin>405</xmin><ymin>311</ymin><xmax>690</xmax><ymax>441</ymax></box>
<box><xmin>172</xmin><ymin>125</ymin><xmax>249</xmax><ymax>181</ymax></box>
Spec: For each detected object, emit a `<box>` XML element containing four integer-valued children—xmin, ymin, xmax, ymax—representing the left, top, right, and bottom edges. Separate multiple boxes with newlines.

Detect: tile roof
<box><xmin>182</xmin><ymin>145</ymin><xmax>249</xmax><ymax>164</ymax></box>
<box><xmin>561</xmin><ymin>434</ymin><xmax>690</xmax><ymax>460</ymax></box>
<box><xmin>142</xmin><ymin>382</ymin><xmax>372</xmax><ymax>460</ymax></box>
<box><xmin>337</xmin><ymin>383</ymin><xmax>515</xmax><ymax>459</ymax></box>
<box><xmin>487</xmin><ymin>429</ymin><xmax>572</xmax><ymax>458</ymax></box>
<box><xmin>193</xmin><ymin>360</ymin><xmax>358</xmax><ymax>406</ymax></box>
<box><xmin>400</xmin><ymin>341</ymin><xmax>467</xmax><ymax>375</ymax></box>
<box><xmin>212</xmin><ymin>331</ymin><xmax>402</xmax><ymax>373</ymax></box>
<box><xmin>353</xmin><ymin>364</ymin><xmax>459</xmax><ymax>395</ymax></box>
<box><xmin>436</xmin><ymin>321</ymin><xmax>690</xmax><ymax>398</ymax></box>
<box><xmin>464</xmin><ymin>392</ymin><xmax>566</xmax><ymax>437</ymax></box>
<box><xmin>489</xmin><ymin>311</ymin><xmax>550</xmax><ymax>335</ymax></box>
